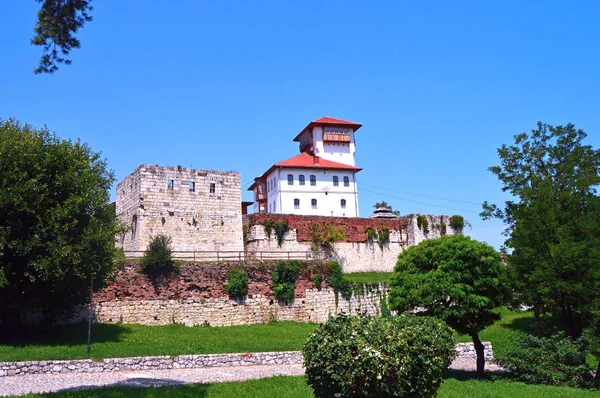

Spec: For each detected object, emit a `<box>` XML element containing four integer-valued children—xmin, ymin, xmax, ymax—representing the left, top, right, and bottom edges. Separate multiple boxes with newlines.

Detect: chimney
<box><xmin>314</xmin><ymin>156</ymin><xmax>320</xmax><ymax>165</ymax></box>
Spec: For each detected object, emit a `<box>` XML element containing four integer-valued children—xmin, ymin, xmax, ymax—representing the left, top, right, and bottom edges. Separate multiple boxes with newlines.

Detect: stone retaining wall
<box><xmin>0</xmin><ymin>343</ymin><xmax>493</xmax><ymax>377</ymax></box>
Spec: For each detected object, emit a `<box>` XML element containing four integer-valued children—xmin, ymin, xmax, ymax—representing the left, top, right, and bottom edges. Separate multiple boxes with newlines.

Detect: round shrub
<box><xmin>141</xmin><ymin>234</ymin><xmax>175</xmax><ymax>274</ymax></box>
<box><xmin>494</xmin><ymin>332</ymin><xmax>593</xmax><ymax>388</ymax></box>
<box><xmin>225</xmin><ymin>268</ymin><xmax>248</xmax><ymax>298</ymax></box>
<box><xmin>303</xmin><ymin>315</ymin><xmax>456</xmax><ymax>398</ymax></box>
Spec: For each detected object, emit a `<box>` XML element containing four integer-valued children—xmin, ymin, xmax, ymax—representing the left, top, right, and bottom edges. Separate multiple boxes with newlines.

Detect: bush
<box><xmin>494</xmin><ymin>333</ymin><xmax>593</xmax><ymax>388</ymax></box>
<box><xmin>271</xmin><ymin>260</ymin><xmax>300</xmax><ymax>302</ymax></box>
<box><xmin>303</xmin><ymin>315</ymin><xmax>456</xmax><ymax>397</ymax></box>
<box><xmin>141</xmin><ymin>235</ymin><xmax>175</xmax><ymax>274</ymax></box>
<box><xmin>225</xmin><ymin>268</ymin><xmax>248</xmax><ymax>298</ymax></box>
<box><xmin>449</xmin><ymin>215</ymin><xmax>465</xmax><ymax>231</ymax></box>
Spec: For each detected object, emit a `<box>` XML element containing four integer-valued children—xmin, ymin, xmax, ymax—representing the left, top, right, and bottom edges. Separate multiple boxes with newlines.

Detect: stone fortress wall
<box><xmin>116</xmin><ymin>165</ymin><xmax>243</xmax><ymax>254</ymax></box>
<box><xmin>245</xmin><ymin>213</ymin><xmax>462</xmax><ymax>273</ymax></box>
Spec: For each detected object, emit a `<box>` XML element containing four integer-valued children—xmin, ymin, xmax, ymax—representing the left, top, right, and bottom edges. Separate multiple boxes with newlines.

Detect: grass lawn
<box><xmin>453</xmin><ymin>307</ymin><xmax>533</xmax><ymax>357</ymax></box>
<box><xmin>21</xmin><ymin>375</ymin><xmax>600</xmax><ymax>397</ymax></box>
<box><xmin>0</xmin><ymin>321</ymin><xmax>317</xmax><ymax>362</ymax></box>
<box><xmin>343</xmin><ymin>272</ymin><xmax>393</xmax><ymax>283</ymax></box>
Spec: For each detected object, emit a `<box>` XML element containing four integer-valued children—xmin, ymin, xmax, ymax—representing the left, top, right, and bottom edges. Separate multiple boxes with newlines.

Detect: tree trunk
<box><xmin>471</xmin><ymin>332</ymin><xmax>486</xmax><ymax>377</ymax></box>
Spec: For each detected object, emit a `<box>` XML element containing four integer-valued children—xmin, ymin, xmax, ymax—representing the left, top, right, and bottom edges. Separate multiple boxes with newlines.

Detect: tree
<box><xmin>0</xmin><ymin>118</ymin><xmax>119</xmax><ymax>333</ymax></box>
<box><xmin>389</xmin><ymin>234</ymin><xmax>511</xmax><ymax>376</ymax></box>
<box><xmin>373</xmin><ymin>201</ymin><xmax>400</xmax><ymax>216</ymax></box>
<box><xmin>481</xmin><ymin>122</ymin><xmax>600</xmax><ymax>378</ymax></box>
<box><xmin>31</xmin><ymin>0</ymin><xmax>94</xmax><ymax>74</ymax></box>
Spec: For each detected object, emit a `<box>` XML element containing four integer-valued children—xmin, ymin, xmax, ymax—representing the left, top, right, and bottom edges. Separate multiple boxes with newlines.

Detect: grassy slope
<box><xmin>0</xmin><ymin>321</ymin><xmax>317</xmax><ymax>362</ymax></box>
<box><xmin>342</xmin><ymin>272</ymin><xmax>393</xmax><ymax>283</ymax></box>
<box><xmin>23</xmin><ymin>375</ymin><xmax>600</xmax><ymax>398</ymax></box>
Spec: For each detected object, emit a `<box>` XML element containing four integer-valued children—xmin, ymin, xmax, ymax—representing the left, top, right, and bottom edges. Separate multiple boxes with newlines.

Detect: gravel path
<box><xmin>0</xmin><ymin>359</ymin><xmax>504</xmax><ymax>397</ymax></box>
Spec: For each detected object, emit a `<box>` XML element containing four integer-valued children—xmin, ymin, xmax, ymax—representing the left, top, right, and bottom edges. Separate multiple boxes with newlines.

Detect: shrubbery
<box><xmin>271</xmin><ymin>260</ymin><xmax>300</xmax><ymax>302</ymax></box>
<box><xmin>225</xmin><ymin>268</ymin><xmax>248</xmax><ymax>298</ymax></box>
<box><xmin>303</xmin><ymin>314</ymin><xmax>456</xmax><ymax>397</ymax></box>
<box><xmin>141</xmin><ymin>235</ymin><xmax>176</xmax><ymax>274</ymax></box>
<box><xmin>495</xmin><ymin>333</ymin><xmax>593</xmax><ymax>388</ymax></box>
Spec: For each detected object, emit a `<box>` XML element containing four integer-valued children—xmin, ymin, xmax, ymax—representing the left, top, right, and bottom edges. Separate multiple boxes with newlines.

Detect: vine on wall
<box><xmin>310</xmin><ymin>223</ymin><xmax>347</xmax><ymax>252</ymax></box>
<box><xmin>260</xmin><ymin>218</ymin><xmax>289</xmax><ymax>247</ymax></box>
<box><xmin>449</xmin><ymin>215</ymin><xmax>465</xmax><ymax>231</ymax></box>
<box><xmin>416</xmin><ymin>215</ymin><xmax>429</xmax><ymax>231</ymax></box>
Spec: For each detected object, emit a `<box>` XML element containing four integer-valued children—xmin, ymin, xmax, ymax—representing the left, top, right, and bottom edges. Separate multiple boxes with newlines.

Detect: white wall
<box><xmin>311</xmin><ymin>126</ymin><xmax>356</xmax><ymax>166</ymax></box>
<box><xmin>273</xmin><ymin>167</ymin><xmax>359</xmax><ymax>217</ymax></box>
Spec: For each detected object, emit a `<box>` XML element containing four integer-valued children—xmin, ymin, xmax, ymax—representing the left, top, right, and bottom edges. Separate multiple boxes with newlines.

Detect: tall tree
<box><xmin>0</xmin><ymin>118</ymin><xmax>119</xmax><ymax>333</ymax></box>
<box><xmin>389</xmin><ymin>234</ymin><xmax>511</xmax><ymax>376</ymax></box>
<box><xmin>481</xmin><ymin>122</ymin><xmax>600</xmax><ymax>337</ymax></box>
<box><xmin>31</xmin><ymin>0</ymin><xmax>93</xmax><ymax>74</ymax></box>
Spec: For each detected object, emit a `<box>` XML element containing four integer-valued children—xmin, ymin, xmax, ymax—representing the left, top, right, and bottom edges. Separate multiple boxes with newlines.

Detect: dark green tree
<box><xmin>481</xmin><ymin>123</ymin><xmax>600</xmax><ymax>335</ymax></box>
<box><xmin>389</xmin><ymin>234</ymin><xmax>511</xmax><ymax>376</ymax></box>
<box><xmin>31</xmin><ymin>0</ymin><xmax>94</xmax><ymax>74</ymax></box>
<box><xmin>0</xmin><ymin>118</ymin><xmax>119</xmax><ymax>333</ymax></box>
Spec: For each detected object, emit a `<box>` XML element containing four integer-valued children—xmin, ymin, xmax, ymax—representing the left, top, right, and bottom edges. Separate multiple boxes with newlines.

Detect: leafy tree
<box><xmin>481</xmin><ymin>123</ymin><xmax>600</xmax><ymax>342</ymax></box>
<box><xmin>389</xmin><ymin>234</ymin><xmax>511</xmax><ymax>376</ymax></box>
<box><xmin>373</xmin><ymin>201</ymin><xmax>400</xmax><ymax>216</ymax></box>
<box><xmin>31</xmin><ymin>0</ymin><xmax>94</xmax><ymax>74</ymax></box>
<box><xmin>0</xmin><ymin>118</ymin><xmax>119</xmax><ymax>333</ymax></box>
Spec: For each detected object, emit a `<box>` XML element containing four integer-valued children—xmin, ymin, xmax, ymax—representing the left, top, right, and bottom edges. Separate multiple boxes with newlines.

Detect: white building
<box><xmin>249</xmin><ymin>116</ymin><xmax>362</xmax><ymax>217</ymax></box>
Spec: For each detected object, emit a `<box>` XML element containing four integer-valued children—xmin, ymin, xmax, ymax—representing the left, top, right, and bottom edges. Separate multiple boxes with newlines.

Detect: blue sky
<box><xmin>2</xmin><ymin>1</ymin><xmax>600</xmax><ymax>249</ymax></box>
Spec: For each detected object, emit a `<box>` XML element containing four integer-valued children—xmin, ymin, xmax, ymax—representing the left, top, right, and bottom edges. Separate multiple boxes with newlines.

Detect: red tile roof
<box><xmin>248</xmin><ymin>153</ymin><xmax>361</xmax><ymax>190</ymax></box>
<box><xmin>294</xmin><ymin>116</ymin><xmax>362</xmax><ymax>141</ymax></box>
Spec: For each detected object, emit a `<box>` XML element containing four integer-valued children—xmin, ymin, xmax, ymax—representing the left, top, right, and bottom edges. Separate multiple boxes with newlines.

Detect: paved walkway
<box><xmin>0</xmin><ymin>358</ymin><xmax>504</xmax><ymax>397</ymax></box>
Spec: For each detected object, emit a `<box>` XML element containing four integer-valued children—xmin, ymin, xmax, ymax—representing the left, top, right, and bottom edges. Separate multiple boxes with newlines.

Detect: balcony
<box><xmin>323</xmin><ymin>133</ymin><xmax>351</xmax><ymax>143</ymax></box>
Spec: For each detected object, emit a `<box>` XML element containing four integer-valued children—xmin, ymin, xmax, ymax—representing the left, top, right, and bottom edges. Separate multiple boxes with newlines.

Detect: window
<box><xmin>287</xmin><ymin>174</ymin><xmax>294</xmax><ymax>185</ymax></box>
<box><xmin>299</xmin><ymin>175</ymin><xmax>305</xmax><ymax>185</ymax></box>
<box><xmin>189</xmin><ymin>181</ymin><xmax>195</xmax><ymax>192</ymax></box>
<box><xmin>210</xmin><ymin>183</ymin><xmax>215</xmax><ymax>193</ymax></box>
<box><xmin>333</xmin><ymin>176</ymin><xmax>339</xmax><ymax>186</ymax></box>
<box><xmin>311</xmin><ymin>198</ymin><xmax>317</xmax><ymax>209</ymax></box>
<box><xmin>294</xmin><ymin>198</ymin><xmax>300</xmax><ymax>209</ymax></box>
<box><xmin>341</xmin><ymin>199</ymin><xmax>346</xmax><ymax>208</ymax></box>
<box><xmin>343</xmin><ymin>176</ymin><xmax>350</xmax><ymax>187</ymax></box>
<box><xmin>167</xmin><ymin>180</ymin><xmax>174</xmax><ymax>190</ymax></box>
<box><xmin>310</xmin><ymin>175</ymin><xmax>316</xmax><ymax>186</ymax></box>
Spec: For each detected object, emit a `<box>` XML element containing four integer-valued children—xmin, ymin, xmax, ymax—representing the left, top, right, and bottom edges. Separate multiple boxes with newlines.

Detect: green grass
<box><xmin>0</xmin><ymin>321</ymin><xmax>317</xmax><ymax>362</ymax></box>
<box><xmin>21</xmin><ymin>375</ymin><xmax>600</xmax><ymax>397</ymax></box>
<box><xmin>454</xmin><ymin>307</ymin><xmax>533</xmax><ymax>357</ymax></box>
<box><xmin>342</xmin><ymin>272</ymin><xmax>393</xmax><ymax>283</ymax></box>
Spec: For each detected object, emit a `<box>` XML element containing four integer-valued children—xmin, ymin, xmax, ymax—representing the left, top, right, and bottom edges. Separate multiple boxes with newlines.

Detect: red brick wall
<box><xmin>94</xmin><ymin>261</ymin><xmax>323</xmax><ymax>302</ymax></box>
<box><xmin>246</xmin><ymin>214</ymin><xmax>406</xmax><ymax>243</ymax></box>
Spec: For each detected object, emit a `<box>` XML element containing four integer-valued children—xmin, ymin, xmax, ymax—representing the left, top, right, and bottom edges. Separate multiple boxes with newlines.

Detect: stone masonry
<box><xmin>116</xmin><ymin>165</ymin><xmax>243</xmax><ymax>254</ymax></box>
<box><xmin>0</xmin><ymin>344</ymin><xmax>492</xmax><ymax>377</ymax></box>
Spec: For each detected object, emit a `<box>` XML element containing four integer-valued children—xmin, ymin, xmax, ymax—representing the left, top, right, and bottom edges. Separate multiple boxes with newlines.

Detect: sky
<box><xmin>2</xmin><ymin>1</ymin><xmax>600</xmax><ymax>249</ymax></box>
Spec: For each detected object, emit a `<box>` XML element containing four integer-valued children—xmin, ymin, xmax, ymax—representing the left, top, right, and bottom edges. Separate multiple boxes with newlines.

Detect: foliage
<box><xmin>416</xmin><ymin>214</ymin><xmax>429</xmax><ymax>231</ymax></box>
<box><xmin>449</xmin><ymin>215</ymin><xmax>465</xmax><ymax>231</ymax></box>
<box><xmin>0</xmin><ymin>119</ymin><xmax>120</xmax><ymax>332</ymax></box>
<box><xmin>271</xmin><ymin>260</ymin><xmax>300</xmax><ymax>303</ymax></box>
<box><xmin>481</xmin><ymin>122</ymin><xmax>600</xmax><ymax>375</ymax></box>
<box><xmin>439</xmin><ymin>215</ymin><xmax>447</xmax><ymax>235</ymax></box>
<box><xmin>365</xmin><ymin>227</ymin><xmax>377</xmax><ymax>244</ymax></box>
<box><xmin>377</xmin><ymin>226</ymin><xmax>390</xmax><ymax>248</ymax></box>
<box><xmin>261</xmin><ymin>218</ymin><xmax>275</xmax><ymax>238</ymax></box>
<box><xmin>31</xmin><ymin>0</ymin><xmax>94</xmax><ymax>74</ymax></box>
<box><xmin>303</xmin><ymin>314</ymin><xmax>456</xmax><ymax>398</ymax></box>
<box><xmin>390</xmin><ymin>234</ymin><xmax>512</xmax><ymax>375</ymax></box>
<box><xmin>225</xmin><ymin>268</ymin><xmax>248</xmax><ymax>298</ymax></box>
<box><xmin>310</xmin><ymin>223</ymin><xmax>347</xmax><ymax>252</ymax></box>
<box><xmin>141</xmin><ymin>235</ymin><xmax>175</xmax><ymax>275</ymax></box>
<box><xmin>325</xmin><ymin>261</ymin><xmax>352</xmax><ymax>301</ymax></box>
<box><xmin>273</xmin><ymin>219</ymin><xmax>289</xmax><ymax>247</ymax></box>
<box><xmin>0</xmin><ymin>321</ymin><xmax>318</xmax><ymax>362</ymax></box>
<box><xmin>495</xmin><ymin>333</ymin><xmax>594</xmax><ymax>388</ymax></box>
<box><xmin>373</xmin><ymin>201</ymin><xmax>400</xmax><ymax>215</ymax></box>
